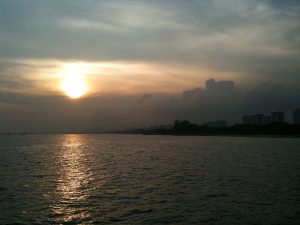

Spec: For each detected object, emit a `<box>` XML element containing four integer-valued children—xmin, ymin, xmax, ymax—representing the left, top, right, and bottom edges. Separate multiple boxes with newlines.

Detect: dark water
<box><xmin>0</xmin><ymin>134</ymin><xmax>299</xmax><ymax>225</ymax></box>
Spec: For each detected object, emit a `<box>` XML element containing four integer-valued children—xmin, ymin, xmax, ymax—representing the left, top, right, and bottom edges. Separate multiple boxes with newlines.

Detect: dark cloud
<box><xmin>161</xmin><ymin>79</ymin><xmax>300</xmax><ymax>124</ymax></box>
<box><xmin>267</xmin><ymin>0</ymin><xmax>300</xmax><ymax>9</ymax></box>
<box><xmin>205</xmin><ymin>79</ymin><xmax>236</xmax><ymax>92</ymax></box>
<box><xmin>1</xmin><ymin>79</ymin><xmax>299</xmax><ymax>132</ymax></box>
<box><xmin>137</xmin><ymin>94</ymin><xmax>152</xmax><ymax>104</ymax></box>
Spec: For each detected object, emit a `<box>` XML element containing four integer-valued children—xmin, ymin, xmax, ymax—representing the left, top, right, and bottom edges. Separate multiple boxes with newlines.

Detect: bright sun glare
<box><xmin>60</xmin><ymin>64</ymin><xmax>89</xmax><ymax>99</ymax></box>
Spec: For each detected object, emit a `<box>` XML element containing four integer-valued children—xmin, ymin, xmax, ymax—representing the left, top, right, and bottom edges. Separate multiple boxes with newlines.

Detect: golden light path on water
<box><xmin>50</xmin><ymin>135</ymin><xmax>94</xmax><ymax>223</ymax></box>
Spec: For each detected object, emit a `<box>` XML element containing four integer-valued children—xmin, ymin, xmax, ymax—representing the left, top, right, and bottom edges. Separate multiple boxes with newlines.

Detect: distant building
<box><xmin>271</xmin><ymin>111</ymin><xmax>285</xmax><ymax>123</ymax></box>
<box><xmin>293</xmin><ymin>108</ymin><xmax>300</xmax><ymax>124</ymax></box>
<box><xmin>264</xmin><ymin>116</ymin><xmax>272</xmax><ymax>125</ymax></box>
<box><xmin>243</xmin><ymin>115</ymin><xmax>252</xmax><ymax>124</ymax></box>
<box><xmin>252</xmin><ymin>114</ymin><xmax>266</xmax><ymax>126</ymax></box>
<box><xmin>203</xmin><ymin>120</ymin><xmax>227</xmax><ymax>128</ymax></box>
<box><xmin>243</xmin><ymin>114</ymin><xmax>268</xmax><ymax>125</ymax></box>
<box><xmin>243</xmin><ymin>112</ymin><xmax>284</xmax><ymax>125</ymax></box>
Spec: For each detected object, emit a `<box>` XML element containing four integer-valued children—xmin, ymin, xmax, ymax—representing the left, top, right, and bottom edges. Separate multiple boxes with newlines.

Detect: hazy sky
<box><xmin>1</xmin><ymin>0</ymin><xmax>300</xmax><ymax>132</ymax></box>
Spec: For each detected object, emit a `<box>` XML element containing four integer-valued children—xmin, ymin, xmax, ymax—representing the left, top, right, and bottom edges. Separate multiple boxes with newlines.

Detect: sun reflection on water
<box><xmin>50</xmin><ymin>135</ymin><xmax>94</xmax><ymax>224</ymax></box>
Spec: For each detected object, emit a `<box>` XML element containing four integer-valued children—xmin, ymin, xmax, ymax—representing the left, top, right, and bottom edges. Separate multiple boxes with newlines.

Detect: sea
<box><xmin>0</xmin><ymin>134</ymin><xmax>299</xmax><ymax>225</ymax></box>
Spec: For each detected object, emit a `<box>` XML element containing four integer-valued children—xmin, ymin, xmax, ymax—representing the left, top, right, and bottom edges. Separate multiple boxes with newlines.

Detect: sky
<box><xmin>1</xmin><ymin>0</ymin><xmax>300</xmax><ymax>132</ymax></box>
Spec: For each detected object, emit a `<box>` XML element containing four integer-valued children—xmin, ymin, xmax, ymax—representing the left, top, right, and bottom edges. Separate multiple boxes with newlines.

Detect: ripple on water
<box><xmin>0</xmin><ymin>135</ymin><xmax>299</xmax><ymax>225</ymax></box>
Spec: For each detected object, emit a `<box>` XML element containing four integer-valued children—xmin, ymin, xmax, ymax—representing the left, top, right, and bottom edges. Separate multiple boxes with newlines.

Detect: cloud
<box><xmin>1</xmin><ymin>0</ymin><xmax>299</xmax><ymax>85</ymax></box>
<box><xmin>205</xmin><ymin>79</ymin><xmax>236</xmax><ymax>92</ymax></box>
<box><xmin>1</xmin><ymin>1</ymin><xmax>300</xmax><ymax>132</ymax></box>
<box><xmin>162</xmin><ymin>79</ymin><xmax>300</xmax><ymax>124</ymax></box>
<box><xmin>137</xmin><ymin>94</ymin><xmax>152</xmax><ymax>104</ymax></box>
<box><xmin>1</xmin><ymin>78</ymin><xmax>299</xmax><ymax>132</ymax></box>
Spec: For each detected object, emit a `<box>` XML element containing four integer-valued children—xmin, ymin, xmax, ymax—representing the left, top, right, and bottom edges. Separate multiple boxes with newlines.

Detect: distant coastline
<box><xmin>2</xmin><ymin>121</ymin><xmax>300</xmax><ymax>138</ymax></box>
<box><xmin>127</xmin><ymin>120</ymin><xmax>300</xmax><ymax>138</ymax></box>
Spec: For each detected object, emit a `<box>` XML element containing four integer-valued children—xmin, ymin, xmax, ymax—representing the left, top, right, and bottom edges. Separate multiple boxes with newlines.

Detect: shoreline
<box><xmin>1</xmin><ymin>132</ymin><xmax>300</xmax><ymax>138</ymax></box>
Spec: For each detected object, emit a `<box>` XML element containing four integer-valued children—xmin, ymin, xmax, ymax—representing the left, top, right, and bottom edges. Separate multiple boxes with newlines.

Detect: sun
<box><xmin>61</xmin><ymin>75</ymin><xmax>87</xmax><ymax>99</ymax></box>
<box><xmin>60</xmin><ymin>64</ymin><xmax>89</xmax><ymax>99</ymax></box>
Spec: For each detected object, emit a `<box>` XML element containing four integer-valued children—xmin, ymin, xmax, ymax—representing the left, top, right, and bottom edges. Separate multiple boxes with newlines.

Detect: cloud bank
<box><xmin>1</xmin><ymin>79</ymin><xmax>299</xmax><ymax>132</ymax></box>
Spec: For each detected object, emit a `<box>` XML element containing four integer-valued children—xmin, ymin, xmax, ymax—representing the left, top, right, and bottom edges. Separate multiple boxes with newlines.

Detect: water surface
<box><xmin>0</xmin><ymin>134</ymin><xmax>299</xmax><ymax>224</ymax></box>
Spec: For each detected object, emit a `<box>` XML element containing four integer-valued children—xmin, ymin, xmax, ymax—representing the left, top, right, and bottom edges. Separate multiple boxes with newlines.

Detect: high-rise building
<box><xmin>243</xmin><ymin>114</ymin><xmax>268</xmax><ymax>125</ymax></box>
<box><xmin>253</xmin><ymin>114</ymin><xmax>266</xmax><ymax>126</ymax></box>
<box><xmin>271</xmin><ymin>112</ymin><xmax>285</xmax><ymax>123</ymax></box>
<box><xmin>264</xmin><ymin>116</ymin><xmax>272</xmax><ymax>125</ymax></box>
<box><xmin>293</xmin><ymin>108</ymin><xmax>300</xmax><ymax>124</ymax></box>
<box><xmin>243</xmin><ymin>115</ymin><xmax>251</xmax><ymax>124</ymax></box>
<box><xmin>243</xmin><ymin>112</ymin><xmax>285</xmax><ymax>125</ymax></box>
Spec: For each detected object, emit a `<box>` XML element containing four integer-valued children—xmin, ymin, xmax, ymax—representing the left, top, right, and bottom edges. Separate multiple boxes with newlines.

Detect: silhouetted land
<box><xmin>2</xmin><ymin>121</ymin><xmax>300</xmax><ymax>137</ymax></box>
<box><xmin>132</xmin><ymin>120</ymin><xmax>300</xmax><ymax>137</ymax></box>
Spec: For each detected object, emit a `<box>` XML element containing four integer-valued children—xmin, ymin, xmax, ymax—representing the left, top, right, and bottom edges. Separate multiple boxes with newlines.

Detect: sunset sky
<box><xmin>1</xmin><ymin>0</ymin><xmax>300</xmax><ymax>132</ymax></box>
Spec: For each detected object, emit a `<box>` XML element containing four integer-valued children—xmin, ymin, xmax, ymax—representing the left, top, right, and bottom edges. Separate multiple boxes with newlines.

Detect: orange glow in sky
<box><xmin>59</xmin><ymin>64</ymin><xmax>89</xmax><ymax>98</ymax></box>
